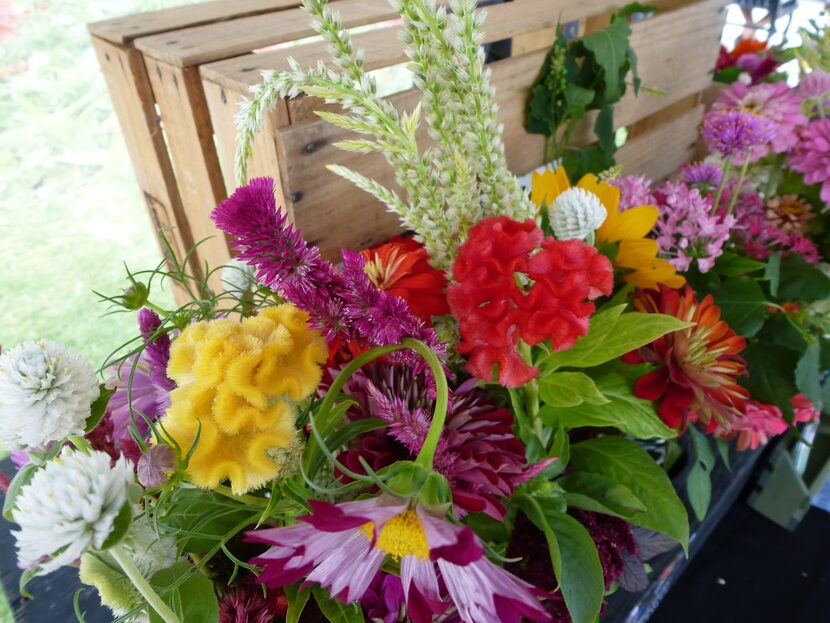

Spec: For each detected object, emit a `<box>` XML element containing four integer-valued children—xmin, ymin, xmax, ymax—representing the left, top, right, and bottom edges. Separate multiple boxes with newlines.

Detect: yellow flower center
<box><xmin>372</xmin><ymin>510</ymin><xmax>430</xmax><ymax>561</ymax></box>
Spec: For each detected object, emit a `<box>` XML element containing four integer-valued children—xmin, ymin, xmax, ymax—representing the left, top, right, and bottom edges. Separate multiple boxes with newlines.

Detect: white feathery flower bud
<box><xmin>220</xmin><ymin>258</ymin><xmax>257</xmax><ymax>294</ymax></box>
<box><xmin>0</xmin><ymin>341</ymin><xmax>98</xmax><ymax>450</ymax></box>
<box><xmin>12</xmin><ymin>447</ymin><xmax>135</xmax><ymax>575</ymax></box>
<box><xmin>549</xmin><ymin>187</ymin><xmax>608</xmax><ymax>241</ymax></box>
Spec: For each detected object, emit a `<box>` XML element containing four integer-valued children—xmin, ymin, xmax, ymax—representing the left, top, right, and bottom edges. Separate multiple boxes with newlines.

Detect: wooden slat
<box><xmin>617</xmin><ymin>105</ymin><xmax>704</xmax><ymax>181</ymax></box>
<box><xmin>88</xmin><ymin>0</ymin><xmax>301</xmax><ymax>45</ymax></box>
<box><xmin>200</xmin><ymin>0</ymin><xmax>674</xmax><ymax>92</ymax></box>
<box><xmin>90</xmin><ymin>36</ymin><xmax>195</xmax><ymax>303</ymax></box>
<box><xmin>145</xmin><ymin>57</ymin><xmax>232</xmax><ymax>275</ymax></box>
<box><xmin>135</xmin><ymin>0</ymin><xmax>400</xmax><ymax>67</ymax></box>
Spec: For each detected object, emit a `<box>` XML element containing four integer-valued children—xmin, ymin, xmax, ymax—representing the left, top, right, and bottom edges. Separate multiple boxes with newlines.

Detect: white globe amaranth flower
<box><xmin>220</xmin><ymin>258</ymin><xmax>257</xmax><ymax>294</ymax></box>
<box><xmin>12</xmin><ymin>447</ymin><xmax>134</xmax><ymax>575</ymax></box>
<box><xmin>548</xmin><ymin>187</ymin><xmax>608</xmax><ymax>241</ymax></box>
<box><xmin>0</xmin><ymin>340</ymin><xmax>99</xmax><ymax>450</ymax></box>
<box><xmin>79</xmin><ymin>512</ymin><xmax>177</xmax><ymax>623</ymax></box>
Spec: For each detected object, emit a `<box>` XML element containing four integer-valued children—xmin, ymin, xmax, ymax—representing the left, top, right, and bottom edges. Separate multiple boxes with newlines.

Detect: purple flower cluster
<box><xmin>652</xmin><ymin>181</ymin><xmax>735</xmax><ymax>273</ymax></box>
<box><xmin>680</xmin><ymin>161</ymin><xmax>724</xmax><ymax>192</ymax></box>
<box><xmin>212</xmin><ymin>178</ymin><xmax>445</xmax><ymax>363</ymax></box>
<box><xmin>610</xmin><ymin>175</ymin><xmax>654</xmax><ymax>211</ymax></box>
<box><xmin>701</xmin><ymin>109</ymin><xmax>776</xmax><ymax>160</ymax></box>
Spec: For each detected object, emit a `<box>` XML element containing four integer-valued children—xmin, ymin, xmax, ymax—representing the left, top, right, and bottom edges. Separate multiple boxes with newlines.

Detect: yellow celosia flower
<box><xmin>531</xmin><ymin>167</ymin><xmax>685</xmax><ymax>290</ymax></box>
<box><xmin>161</xmin><ymin>304</ymin><xmax>327</xmax><ymax>494</ymax></box>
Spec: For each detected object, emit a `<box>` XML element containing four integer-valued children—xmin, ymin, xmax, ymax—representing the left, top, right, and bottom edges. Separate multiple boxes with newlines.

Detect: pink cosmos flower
<box><xmin>250</xmin><ymin>497</ymin><xmax>550</xmax><ymax>623</ymax></box>
<box><xmin>789</xmin><ymin>119</ymin><xmax>830</xmax><ymax>205</ymax></box>
<box><xmin>716</xmin><ymin>82</ymin><xmax>807</xmax><ymax>159</ymax></box>
<box><xmin>727</xmin><ymin>401</ymin><xmax>788</xmax><ymax>451</ymax></box>
<box><xmin>792</xmin><ymin>393</ymin><xmax>821</xmax><ymax>424</ymax></box>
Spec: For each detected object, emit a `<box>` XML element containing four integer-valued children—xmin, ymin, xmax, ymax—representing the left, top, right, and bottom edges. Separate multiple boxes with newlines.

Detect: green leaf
<box><xmin>541</xmin><ymin>305</ymin><xmax>691</xmax><ymax>371</ymax></box>
<box><xmin>713</xmin><ymin>252</ymin><xmax>766</xmax><ymax>276</ymax></box>
<box><xmin>307</xmin><ymin>417</ymin><xmax>387</xmax><ymax>478</ymax></box>
<box><xmin>539</xmin><ymin>372</ymin><xmax>609</xmax><ymax>408</ymax></box>
<box><xmin>686</xmin><ymin>427</ymin><xmax>715</xmax><ymax>521</ymax></box>
<box><xmin>560</xmin><ymin>472</ymin><xmax>647</xmax><ymax>518</ymax></box>
<box><xmin>285</xmin><ymin>584</ymin><xmax>312</xmax><ymax>623</ymax></box>
<box><xmin>149</xmin><ymin>562</ymin><xmax>219</xmax><ymax>623</ymax></box>
<box><xmin>777</xmin><ymin>254</ymin><xmax>830</xmax><ymax>302</ymax></box>
<box><xmin>706</xmin><ymin>277</ymin><xmax>769</xmax><ymax>337</ymax></box>
<box><xmin>569</xmin><ymin>437</ymin><xmax>689</xmax><ymax>549</ymax></box>
<box><xmin>539</xmin><ymin>373</ymin><xmax>677</xmax><ymax>439</ymax></box>
<box><xmin>101</xmin><ymin>502</ymin><xmax>133</xmax><ymax>550</ymax></box>
<box><xmin>796</xmin><ymin>343</ymin><xmax>823</xmax><ymax>408</ymax></box>
<box><xmin>564</xmin><ymin>84</ymin><xmax>595</xmax><ymax>118</ymax></box>
<box><xmin>86</xmin><ymin>384</ymin><xmax>116</xmax><ymax>433</ymax></box>
<box><xmin>765</xmin><ymin>251</ymin><xmax>782</xmax><ymax>298</ymax></box>
<box><xmin>516</xmin><ymin>496</ymin><xmax>604</xmax><ymax>623</ymax></box>
<box><xmin>716</xmin><ymin>438</ymin><xmax>731</xmax><ymax>471</ymax></box>
<box><xmin>156</xmin><ymin>488</ymin><xmax>253</xmax><ymax>553</ymax></box>
<box><xmin>580</xmin><ymin>18</ymin><xmax>632</xmax><ymax>100</ymax></box>
<box><xmin>3</xmin><ymin>463</ymin><xmax>37</xmax><ymax>520</ymax></box>
<box><xmin>312</xmin><ymin>585</ymin><xmax>364</xmax><ymax>623</ymax></box>
<box><xmin>595</xmin><ymin>105</ymin><xmax>616</xmax><ymax>158</ymax></box>
<box><xmin>740</xmin><ymin>341</ymin><xmax>799</xmax><ymax>420</ymax></box>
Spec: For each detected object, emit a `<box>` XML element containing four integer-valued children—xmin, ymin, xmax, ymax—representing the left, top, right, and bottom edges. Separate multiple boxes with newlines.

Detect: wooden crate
<box><xmin>89</xmin><ymin>0</ymin><xmax>727</xmax><ymax>282</ymax></box>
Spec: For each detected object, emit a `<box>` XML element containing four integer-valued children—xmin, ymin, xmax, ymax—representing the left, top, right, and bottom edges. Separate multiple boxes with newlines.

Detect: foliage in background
<box><xmin>525</xmin><ymin>3</ymin><xmax>654</xmax><ymax>180</ymax></box>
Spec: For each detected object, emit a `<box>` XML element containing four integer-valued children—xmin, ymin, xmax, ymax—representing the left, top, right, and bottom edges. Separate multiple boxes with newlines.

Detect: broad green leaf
<box><xmin>149</xmin><ymin>562</ymin><xmax>219</xmax><ymax>623</ymax></box>
<box><xmin>86</xmin><ymin>384</ymin><xmax>116</xmax><ymax>433</ymax></box>
<box><xmin>564</xmin><ymin>84</ymin><xmax>595</xmax><ymax>118</ymax></box>
<box><xmin>740</xmin><ymin>341</ymin><xmax>799</xmax><ymax>421</ymax></box>
<box><xmin>796</xmin><ymin>343</ymin><xmax>823</xmax><ymax>408</ymax></box>
<box><xmin>539</xmin><ymin>372</ymin><xmax>609</xmax><ymax>408</ymax></box>
<box><xmin>686</xmin><ymin>427</ymin><xmax>715</xmax><ymax>521</ymax></box>
<box><xmin>516</xmin><ymin>495</ymin><xmax>604</xmax><ymax>623</ymax></box>
<box><xmin>765</xmin><ymin>251</ymin><xmax>782</xmax><ymax>298</ymax></box>
<box><xmin>777</xmin><ymin>254</ymin><xmax>830</xmax><ymax>302</ymax></box>
<box><xmin>714</xmin><ymin>252</ymin><xmax>766</xmax><ymax>276</ymax></box>
<box><xmin>560</xmin><ymin>472</ymin><xmax>646</xmax><ymax>518</ymax></box>
<box><xmin>285</xmin><ymin>584</ymin><xmax>311</xmax><ymax>623</ymax></box>
<box><xmin>101</xmin><ymin>502</ymin><xmax>133</xmax><ymax>550</ymax></box>
<box><xmin>569</xmin><ymin>437</ymin><xmax>689</xmax><ymax>549</ymax></box>
<box><xmin>595</xmin><ymin>105</ymin><xmax>616</xmax><ymax>158</ymax></box>
<box><xmin>541</xmin><ymin>305</ymin><xmax>691</xmax><ymax>371</ymax></box>
<box><xmin>539</xmin><ymin>373</ymin><xmax>676</xmax><ymax>439</ymax></box>
<box><xmin>716</xmin><ymin>438</ymin><xmax>731</xmax><ymax>471</ymax></box>
<box><xmin>3</xmin><ymin>463</ymin><xmax>37</xmax><ymax>520</ymax></box>
<box><xmin>312</xmin><ymin>586</ymin><xmax>364</xmax><ymax>623</ymax></box>
<box><xmin>706</xmin><ymin>277</ymin><xmax>769</xmax><ymax>337</ymax></box>
<box><xmin>580</xmin><ymin>18</ymin><xmax>632</xmax><ymax>100</ymax></box>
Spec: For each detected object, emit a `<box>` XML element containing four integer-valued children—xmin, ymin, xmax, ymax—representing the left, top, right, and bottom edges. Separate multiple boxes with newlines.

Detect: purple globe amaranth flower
<box><xmin>680</xmin><ymin>161</ymin><xmax>724</xmax><ymax>192</ymax></box>
<box><xmin>789</xmin><ymin>119</ymin><xmax>830</xmax><ymax>205</ymax></box>
<box><xmin>715</xmin><ymin>81</ymin><xmax>806</xmax><ymax>158</ymax></box>
<box><xmin>609</xmin><ymin>175</ymin><xmax>654</xmax><ymax>211</ymax></box>
<box><xmin>336</xmin><ymin>363</ymin><xmax>552</xmax><ymax>520</ymax></box>
<box><xmin>249</xmin><ymin>497</ymin><xmax>551</xmax><ymax>623</ymax></box>
<box><xmin>652</xmin><ymin>181</ymin><xmax>734</xmax><ymax>273</ymax></box>
<box><xmin>701</xmin><ymin>109</ymin><xmax>776</xmax><ymax>161</ymax></box>
<box><xmin>211</xmin><ymin>178</ymin><xmax>445</xmax><ymax>367</ymax></box>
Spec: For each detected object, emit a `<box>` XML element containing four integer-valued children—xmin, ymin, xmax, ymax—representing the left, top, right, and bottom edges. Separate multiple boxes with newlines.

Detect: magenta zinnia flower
<box><xmin>336</xmin><ymin>363</ymin><xmax>551</xmax><ymax>520</ymax></box>
<box><xmin>250</xmin><ymin>497</ymin><xmax>551</xmax><ymax>623</ymax></box>
<box><xmin>725</xmin><ymin>400</ymin><xmax>788</xmax><ymax>451</ymax></box>
<box><xmin>789</xmin><ymin>119</ymin><xmax>830</xmax><ymax>204</ymax></box>
<box><xmin>701</xmin><ymin>109</ymin><xmax>776</xmax><ymax>161</ymax></box>
<box><xmin>715</xmin><ymin>81</ymin><xmax>806</xmax><ymax>158</ymax></box>
<box><xmin>211</xmin><ymin>178</ymin><xmax>444</xmax><ymax>367</ymax></box>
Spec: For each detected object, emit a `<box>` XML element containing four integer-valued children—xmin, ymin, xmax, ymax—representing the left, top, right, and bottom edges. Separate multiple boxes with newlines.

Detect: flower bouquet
<box><xmin>2</xmin><ymin>1</ymin><xmax>828</xmax><ymax>623</ymax></box>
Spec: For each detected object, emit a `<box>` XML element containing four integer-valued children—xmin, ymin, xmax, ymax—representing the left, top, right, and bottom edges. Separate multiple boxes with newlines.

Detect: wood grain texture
<box><xmin>91</xmin><ymin>36</ymin><xmax>195</xmax><ymax>302</ymax></box>
<box><xmin>135</xmin><ymin>0</ymin><xmax>399</xmax><ymax>67</ymax></box>
<box><xmin>88</xmin><ymin>0</ymin><xmax>301</xmax><ymax>44</ymax></box>
<box><xmin>145</xmin><ymin>57</ymin><xmax>232</xmax><ymax>275</ymax></box>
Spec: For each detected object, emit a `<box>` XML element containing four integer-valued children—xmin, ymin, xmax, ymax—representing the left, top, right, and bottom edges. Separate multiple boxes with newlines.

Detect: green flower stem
<box><xmin>728</xmin><ymin>157</ymin><xmax>752</xmax><ymax>215</ymax></box>
<box><xmin>711</xmin><ymin>156</ymin><xmax>732</xmax><ymax>214</ymax></box>
<box><xmin>212</xmin><ymin>484</ymin><xmax>270</xmax><ymax>507</ymax></box>
<box><xmin>312</xmin><ymin>339</ymin><xmax>448</xmax><ymax>471</ymax></box>
<box><xmin>110</xmin><ymin>544</ymin><xmax>181</xmax><ymax>623</ymax></box>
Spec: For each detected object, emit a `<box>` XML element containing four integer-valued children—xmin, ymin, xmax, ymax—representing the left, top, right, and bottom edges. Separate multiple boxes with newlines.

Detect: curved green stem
<box><xmin>711</xmin><ymin>156</ymin><xmax>732</xmax><ymax>214</ymax></box>
<box><xmin>212</xmin><ymin>484</ymin><xmax>270</xmax><ymax>507</ymax></box>
<box><xmin>110</xmin><ymin>544</ymin><xmax>181</xmax><ymax>623</ymax></box>
<box><xmin>727</xmin><ymin>157</ymin><xmax>752</xmax><ymax>215</ymax></box>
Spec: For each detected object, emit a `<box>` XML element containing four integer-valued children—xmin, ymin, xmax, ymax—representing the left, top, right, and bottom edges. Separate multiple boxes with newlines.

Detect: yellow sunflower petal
<box><xmin>623</xmin><ymin>257</ymin><xmax>686</xmax><ymax>290</ymax></box>
<box><xmin>599</xmin><ymin>205</ymin><xmax>659</xmax><ymax>242</ymax></box>
<box><xmin>577</xmin><ymin>174</ymin><xmax>621</xmax><ymax>216</ymax></box>
<box><xmin>531</xmin><ymin>166</ymin><xmax>571</xmax><ymax>209</ymax></box>
<box><xmin>615</xmin><ymin>238</ymin><xmax>660</xmax><ymax>269</ymax></box>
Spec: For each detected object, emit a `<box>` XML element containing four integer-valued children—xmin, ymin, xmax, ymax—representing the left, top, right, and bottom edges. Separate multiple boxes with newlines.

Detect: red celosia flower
<box><xmin>361</xmin><ymin>236</ymin><xmax>449</xmax><ymax>325</ymax></box>
<box><xmin>624</xmin><ymin>286</ymin><xmax>749</xmax><ymax>432</ymax></box>
<box><xmin>219</xmin><ymin>584</ymin><xmax>277</xmax><ymax>623</ymax></box>
<box><xmin>448</xmin><ymin>217</ymin><xmax>613</xmax><ymax>387</ymax></box>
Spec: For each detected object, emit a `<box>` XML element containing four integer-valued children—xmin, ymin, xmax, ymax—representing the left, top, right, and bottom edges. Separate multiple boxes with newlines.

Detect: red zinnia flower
<box><xmin>623</xmin><ymin>286</ymin><xmax>749</xmax><ymax>432</ymax></box>
<box><xmin>448</xmin><ymin>216</ymin><xmax>613</xmax><ymax>388</ymax></box>
<box><xmin>361</xmin><ymin>236</ymin><xmax>450</xmax><ymax>325</ymax></box>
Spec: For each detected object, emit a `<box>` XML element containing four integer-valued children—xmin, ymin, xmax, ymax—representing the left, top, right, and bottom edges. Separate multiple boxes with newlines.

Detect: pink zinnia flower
<box><xmin>250</xmin><ymin>497</ymin><xmax>551</xmax><ymax>623</ymax></box>
<box><xmin>728</xmin><ymin>401</ymin><xmax>788</xmax><ymax>451</ymax></box>
<box><xmin>715</xmin><ymin>82</ymin><xmax>807</xmax><ymax>159</ymax></box>
<box><xmin>792</xmin><ymin>393</ymin><xmax>821</xmax><ymax>424</ymax></box>
<box><xmin>789</xmin><ymin>119</ymin><xmax>830</xmax><ymax>204</ymax></box>
<box><xmin>797</xmin><ymin>70</ymin><xmax>830</xmax><ymax>115</ymax></box>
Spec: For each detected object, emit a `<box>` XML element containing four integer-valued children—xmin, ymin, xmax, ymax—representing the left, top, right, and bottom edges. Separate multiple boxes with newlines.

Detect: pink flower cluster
<box><xmin>652</xmin><ymin>181</ymin><xmax>734</xmax><ymax>273</ymax></box>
